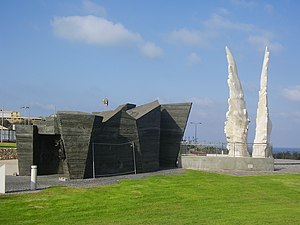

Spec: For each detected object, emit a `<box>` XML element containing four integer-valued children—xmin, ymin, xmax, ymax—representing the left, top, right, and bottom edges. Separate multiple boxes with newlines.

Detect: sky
<box><xmin>1</xmin><ymin>0</ymin><xmax>300</xmax><ymax>148</ymax></box>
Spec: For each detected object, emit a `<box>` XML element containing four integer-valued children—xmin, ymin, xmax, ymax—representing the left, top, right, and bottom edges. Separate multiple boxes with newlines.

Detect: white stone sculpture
<box><xmin>252</xmin><ymin>47</ymin><xmax>272</xmax><ymax>158</ymax></box>
<box><xmin>224</xmin><ymin>47</ymin><xmax>250</xmax><ymax>157</ymax></box>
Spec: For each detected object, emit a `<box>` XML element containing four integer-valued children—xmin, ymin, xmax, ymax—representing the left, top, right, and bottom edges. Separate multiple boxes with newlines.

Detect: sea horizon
<box><xmin>272</xmin><ymin>147</ymin><xmax>300</xmax><ymax>153</ymax></box>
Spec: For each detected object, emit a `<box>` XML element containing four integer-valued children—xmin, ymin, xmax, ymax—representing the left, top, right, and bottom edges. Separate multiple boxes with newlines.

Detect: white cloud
<box><xmin>188</xmin><ymin>52</ymin><xmax>202</xmax><ymax>64</ymax></box>
<box><xmin>51</xmin><ymin>15</ymin><xmax>142</xmax><ymax>46</ymax></box>
<box><xmin>30</xmin><ymin>102</ymin><xmax>57</xmax><ymax>115</ymax></box>
<box><xmin>139</xmin><ymin>42</ymin><xmax>164</xmax><ymax>59</ymax></box>
<box><xmin>264</xmin><ymin>4</ymin><xmax>274</xmax><ymax>14</ymax></box>
<box><xmin>282</xmin><ymin>85</ymin><xmax>300</xmax><ymax>102</ymax></box>
<box><xmin>82</xmin><ymin>0</ymin><xmax>106</xmax><ymax>16</ymax></box>
<box><xmin>248</xmin><ymin>35</ymin><xmax>283</xmax><ymax>52</ymax></box>
<box><xmin>278</xmin><ymin>111</ymin><xmax>300</xmax><ymax>123</ymax></box>
<box><xmin>242</xmin><ymin>82</ymin><xmax>258</xmax><ymax>93</ymax></box>
<box><xmin>51</xmin><ymin>15</ymin><xmax>163</xmax><ymax>60</ymax></box>
<box><xmin>168</xmin><ymin>28</ymin><xmax>211</xmax><ymax>47</ymax></box>
<box><xmin>230</xmin><ymin>0</ymin><xmax>257</xmax><ymax>8</ymax></box>
<box><xmin>168</xmin><ymin>10</ymin><xmax>282</xmax><ymax>53</ymax></box>
<box><xmin>204</xmin><ymin>13</ymin><xmax>256</xmax><ymax>32</ymax></box>
<box><xmin>203</xmin><ymin>12</ymin><xmax>283</xmax><ymax>53</ymax></box>
<box><xmin>215</xmin><ymin>8</ymin><xmax>230</xmax><ymax>16</ymax></box>
<box><xmin>192</xmin><ymin>109</ymin><xmax>210</xmax><ymax>119</ymax></box>
<box><xmin>188</xmin><ymin>97</ymin><xmax>214</xmax><ymax>107</ymax></box>
<box><xmin>295</xmin><ymin>112</ymin><xmax>300</xmax><ymax>122</ymax></box>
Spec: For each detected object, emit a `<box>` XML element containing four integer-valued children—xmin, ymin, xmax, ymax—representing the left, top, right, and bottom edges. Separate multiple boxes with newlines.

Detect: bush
<box><xmin>273</xmin><ymin>151</ymin><xmax>300</xmax><ymax>160</ymax></box>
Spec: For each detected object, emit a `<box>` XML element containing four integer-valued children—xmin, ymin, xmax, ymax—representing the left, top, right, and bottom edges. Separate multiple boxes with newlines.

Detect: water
<box><xmin>272</xmin><ymin>147</ymin><xmax>300</xmax><ymax>153</ymax></box>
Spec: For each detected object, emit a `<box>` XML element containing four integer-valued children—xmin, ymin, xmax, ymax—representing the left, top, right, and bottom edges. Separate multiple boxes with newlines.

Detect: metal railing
<box><xmin>180</xmin><ymin>142</ymin><xmax>273</xmax><ymax>157</ymax></box>
<box><xmin>0</xmin><ymin>130</ymin><xmax>16</xmax><ymax>142</ymax></box>
<box><xmin>91</xmin><ymin>141</ymin><xmax>137</xmax><ymax>178</ymax></box>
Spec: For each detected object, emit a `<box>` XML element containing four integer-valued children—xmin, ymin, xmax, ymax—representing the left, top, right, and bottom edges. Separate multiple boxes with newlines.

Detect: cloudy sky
<box><xmin>1</xmin><ymin>0</ymin><xmax>299</xmax><ymax>147</ymax></box>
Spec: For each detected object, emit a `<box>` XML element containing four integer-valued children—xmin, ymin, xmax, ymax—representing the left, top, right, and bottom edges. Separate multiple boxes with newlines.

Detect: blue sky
<box><xmin>1</xmin><ymin>0</ymin><xmax>300</xmax><ymax>147</ymax></box>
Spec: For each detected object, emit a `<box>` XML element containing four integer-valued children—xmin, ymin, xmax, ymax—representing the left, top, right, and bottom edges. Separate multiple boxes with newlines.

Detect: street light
<box><xmin>1</xmin><ymin>106</ymin><xmax>3</xmax><ymax>143</ymax></box>
<box><xmin>21</xmin><ymin>106</ymin><xmax>30</xmax><ymax>125</ymax></box>
<box><xmin>190</xmin><ymin>122</ymin><xmax>202</xmax><ymax>144</ymax></box>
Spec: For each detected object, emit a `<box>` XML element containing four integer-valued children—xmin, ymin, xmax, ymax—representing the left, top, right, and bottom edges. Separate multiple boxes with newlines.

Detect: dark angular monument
<box><xmin>16</xmin><ymin>100</ymin><xmax>192</xmax><ymax>179</ymax></box>
<box><xmin>160</xmin><ymin>103</ymin><xmax>192</xmax><ymax>167</ymax></box>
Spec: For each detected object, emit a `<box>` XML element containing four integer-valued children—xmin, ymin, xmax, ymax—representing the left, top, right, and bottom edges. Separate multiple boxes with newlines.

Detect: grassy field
<box><xmin>0</xmin><ymin>170</ymin><xmax>299</xmax><ymax>225</ymax></box>
<box><xmin>0</xmin><ymin>142</ymin><xmax>16</xmax><ymax>148</ymax></box>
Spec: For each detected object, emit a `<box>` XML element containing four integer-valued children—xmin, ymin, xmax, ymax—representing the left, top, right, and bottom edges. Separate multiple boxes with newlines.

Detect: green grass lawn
<box><xmin>0</xmin><ymin>142</ymin><xmax>16</xmax><ymax>148</ymax></box>
<box><xmin>0</xmin><ymin>170</ymin><xmax>299</xmax><ymax>225</ymax></box>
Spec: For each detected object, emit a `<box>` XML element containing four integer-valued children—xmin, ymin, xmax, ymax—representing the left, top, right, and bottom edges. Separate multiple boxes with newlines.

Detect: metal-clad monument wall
<box><xmin>16</xmin><ymin>100</ymin><xmax>192</xmax><ymax>179</ymax></box>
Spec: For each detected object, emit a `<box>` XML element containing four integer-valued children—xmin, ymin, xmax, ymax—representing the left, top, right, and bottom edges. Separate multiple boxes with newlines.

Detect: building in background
<box><xmin>1</xmin><ymin>110</ymin><xmax>45</xmax><ymax>142</ymax></box>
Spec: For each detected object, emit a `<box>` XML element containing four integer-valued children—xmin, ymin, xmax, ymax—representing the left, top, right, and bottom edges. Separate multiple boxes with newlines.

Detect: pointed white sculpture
<box><xmin>224</xmin><ymin>47</ymin><xmax>250</xmax><ymax>157</ymax></box>
<box><xmin>252</xmin><ymin>47</ymin><xmax>272</xmax><ymax>158</ymax></box>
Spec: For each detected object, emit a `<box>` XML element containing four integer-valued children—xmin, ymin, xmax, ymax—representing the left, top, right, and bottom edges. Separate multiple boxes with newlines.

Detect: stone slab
<box><xmin>0</xmin><ymin>160</ymin><xmax>19</xmax><ymax>175</ymax></box>
<box><xmin>16</xmin><ymin>125</ymin><xmax>35</xmax><ymax>176</ymax></box>
<box><xmin>181</xmin><ymin>155</ymin><xmax>274</xmax><ymax>171</ymax></box>
<box><xmin>0</xmin><ymin>164</ymin><xmax>5</xmax><ymax>193</ymax></box>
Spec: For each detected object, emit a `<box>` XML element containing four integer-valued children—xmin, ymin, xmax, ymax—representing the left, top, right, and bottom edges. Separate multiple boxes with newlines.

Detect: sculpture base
<box><xmin>181</xmin><ymin>155</ymin><xmax>274</xmax><ymax>172</ymax></box>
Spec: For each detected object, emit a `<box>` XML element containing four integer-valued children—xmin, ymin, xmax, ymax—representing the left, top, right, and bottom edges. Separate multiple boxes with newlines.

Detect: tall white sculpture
<box><xmin>252</xmin><ymin>47</ymin><xmax>272</xmax><ymax>158</ymax></box>
<box><xmin>224</xmin><ymin>47</ymin><xmax>250</xmax><ymax>157</ymax></box>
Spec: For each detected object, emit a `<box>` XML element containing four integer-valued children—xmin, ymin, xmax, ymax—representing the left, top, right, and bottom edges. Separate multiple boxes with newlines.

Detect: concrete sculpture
<box><xmin>224</xmin><ymin>47</ymin><xmax>250</xmax><ymax>157</ymax></box>
<box><xmin>181</xmin><ymin>46</ymin><xmax>274</xmax><ymax>173</ymax></box>
<box><xmin>0</xmin><ymin>164</ymin><xmax>5</xmax><ymax>194</ymax></box>
<box><xmin>16</xmin><ymin>100</ymin><xmax>192</xmax><ymax>179</ymax></box>
<box><xmin>252</xmin><ymin>47</ymin><xmax>272</xmax><ymax>157</ymax></box>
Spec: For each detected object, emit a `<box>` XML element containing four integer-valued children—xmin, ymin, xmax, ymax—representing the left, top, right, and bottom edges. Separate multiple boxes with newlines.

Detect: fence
<box><xmin>180</xmin><ymin>142</ymin><xmax>273</xmax><ymax>157</ymax></box>
<box><xmin>91</xmin><ymin>141</ymin><xmax>137</xmax><ymax>178</ymax></box>
<box><xmin>0</xmin><ymin>130</ymin><xmax>16</xmax><ymax>142</ymax></box>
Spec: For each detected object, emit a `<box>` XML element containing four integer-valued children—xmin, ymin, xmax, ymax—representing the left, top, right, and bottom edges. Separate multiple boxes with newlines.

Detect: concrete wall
<box><xmin>34</xmin><ymin>134</ymin><xmax>62</xmax><ymax>175</ymax></box>
<box><xmin>16</xmin><ymin>125</ymin><xmax>36</xmax><ymax>176</ymax></box>
<box><xmin>57</xmin><ymin>112</ymin><xmax>95</xmax><ymax>179</ymax></box>
<box><xmin>16</xmin><ymin>123</ymin><xmax>65</xmax><ymax>176</ymax></box>
<box><xmin>181</xmin><ymin>155</ymin><xmax>274</xmax><ymax>171</ymax></box>
<box><xmin>160</xmin><ymin>103</ymin><xmax>192</xmax><ymax>167</ymax></box>
<box><xmin>91</xmin><ymin>110</ymin><xmax>137</xmax><ymax>177</ymax></box>
<box><xmin>36</xmin><ymin>116</ymin><xmax>60</xmax><ymax>135</ymax></box>
<box><xmin>16</xmin><ymin>101</ymin><xmax>192</xmax><ymax>179</ymax></box>
<box><xmin>135</xmin><ymin>105</ymin><xmax>161</xmax><ymax>172</ymax></box>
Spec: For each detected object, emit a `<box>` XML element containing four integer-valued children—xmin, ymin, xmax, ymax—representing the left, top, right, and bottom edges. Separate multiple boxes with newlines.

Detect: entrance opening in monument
<box><xmin>92</xmin><ymin>141</ymin><xmax>137</xmax><ymax>178</ymax></box>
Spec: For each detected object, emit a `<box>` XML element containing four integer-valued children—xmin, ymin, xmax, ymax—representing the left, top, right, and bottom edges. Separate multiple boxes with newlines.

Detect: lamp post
<box><xmin>190</xmin><ymin>122</ymin><xmax>201</xmax><ymax>144</ymax></box>
<box><xmin>21</xmin><ymin>106</ymin><xmax>30</xmax><ymax>125</ymax></box>
<box><xmin>1</xmin><ymin>106</ymin><xmax>3</xmax><ymax>143</ymax></box>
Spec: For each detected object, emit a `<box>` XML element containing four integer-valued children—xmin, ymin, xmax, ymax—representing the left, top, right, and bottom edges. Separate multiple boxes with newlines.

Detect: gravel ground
<box><xmin>2</xmin><ymin>159</ymin><xmax>300</xmax><ymax>194</ymax></box>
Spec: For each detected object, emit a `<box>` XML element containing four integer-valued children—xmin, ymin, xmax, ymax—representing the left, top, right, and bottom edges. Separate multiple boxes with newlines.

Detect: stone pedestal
<box><xmin>0</xmin><ymin>164</ymin><xmax>5</xmax><ymax>194</ymax></box>
<box><xmin>181</xmin><ymin>155</ymin><xmax>274</xmax><ymax>171</ymax></box>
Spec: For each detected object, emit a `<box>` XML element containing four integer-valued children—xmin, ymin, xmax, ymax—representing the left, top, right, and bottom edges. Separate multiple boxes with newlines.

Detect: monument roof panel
<box><xmin>127</xmin><ymin>100</ymin><xmax>160</xmax><ymax>119</ymax></box>
<box><xmin>95</xmin><ymin>103</ymin><xmax>136</xmax><ymax>122</ymax></box>
<box><xmin>57</xmin><ymin>111</ymin><xmax>91</xmax><ymax>115</ymax></box>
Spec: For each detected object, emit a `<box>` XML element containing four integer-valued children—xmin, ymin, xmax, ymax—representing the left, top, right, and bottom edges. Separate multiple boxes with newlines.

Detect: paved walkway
<box><xmin>1</xmin><ymin>159</ymin><xmax>299</xmax><ymax>194</ymax></box>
